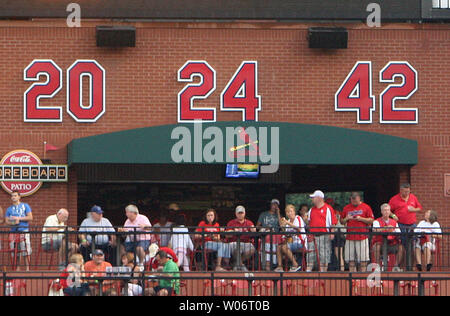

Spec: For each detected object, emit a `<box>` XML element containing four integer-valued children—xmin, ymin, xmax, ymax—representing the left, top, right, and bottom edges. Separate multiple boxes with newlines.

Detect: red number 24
<box><xmin>177</xmin><ymin>61</ymin><xmax>261</xmax><ymax>123</ymax></box>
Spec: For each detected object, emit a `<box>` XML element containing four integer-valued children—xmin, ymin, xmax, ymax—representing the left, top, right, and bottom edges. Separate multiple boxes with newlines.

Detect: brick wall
<box><xmin>0</xmin><ymin>20</ymin><xmax>449</xmax><ymax>227</ymax></box>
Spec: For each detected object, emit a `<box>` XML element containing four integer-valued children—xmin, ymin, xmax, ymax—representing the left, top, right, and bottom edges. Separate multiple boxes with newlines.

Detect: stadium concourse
<box><xmin>0</xmin><ymin>0</ymin><xmax>450</xmax><ymax>296</ymax></box>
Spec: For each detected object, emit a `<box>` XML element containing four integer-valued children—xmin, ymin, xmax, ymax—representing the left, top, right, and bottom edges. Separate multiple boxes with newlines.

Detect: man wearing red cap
<box><xmin>306</xmin><ymin>190</ymin><xmax>337</xmax><ymax>272</ymax></box>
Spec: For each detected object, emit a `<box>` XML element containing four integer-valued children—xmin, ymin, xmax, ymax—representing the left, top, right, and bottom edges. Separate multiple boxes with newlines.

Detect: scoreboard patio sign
<box><xmin>0</xmin><ymin>150</ymin><xmax>67</xmax><ymax>196</ymax></box>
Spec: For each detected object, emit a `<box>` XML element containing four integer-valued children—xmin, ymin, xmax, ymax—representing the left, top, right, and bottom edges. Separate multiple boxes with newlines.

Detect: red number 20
<box><xmin>24</xmin><ymin>59</ymin><xmax>105</xmax><ymax>123</ymax></box>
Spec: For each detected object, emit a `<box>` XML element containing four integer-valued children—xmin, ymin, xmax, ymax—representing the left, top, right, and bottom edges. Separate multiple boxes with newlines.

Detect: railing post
<box><xmin>2</xmin><ymin>272</ymin><xmax>6</xmax><ymax>296</ymax></box>
<box><xmin>279</xmin><ymin>273</ymin><xmax>283</xmax><ymax>296</ymax></box>
<box><xmin>133</xmin><ymin>228</ymin><xmax>137</xmax><ymax>265</ymax></box>
<box><xmin>202</xmin><ymin>228</ymin><xmax>206</xmax><ymax>270</ymax></box>
<box><xmin>382</xmin><ymin>235</ymin><xmax>388</xmax><ymax>271</ymax></box>
<box><xmin>91</xmin><ymin>233</ymin><xmax>96</xmax><ymax>256</ymax></box>
<box><xmin>116</xmin><ymin>230</ymin><xmax>121</xmax><ymax>267</ymax></box>
<box><xmin>141</xmin><ymin>271</ymin><xmax>146</xmax><ymax>296</ymax></box>
<box><xmin>273</xmin><ymin>277</ymin><xmax>278</xmax><ymax>296</ymax></box>
<box><xmin>65</xmin><ymin>227</ymin><xmax>69</xmax><ymax>266</ymax></box>
<box><xmin>210</xmin><ymin>272</ymin><xmax>214</xmax><ymax>296</ymax></box>
<box><xmin>406</xmin><ymin>230</ymin><xmax>412</xmax><ymax>271</ymax></box>
<box><xmin>236</xmin><ymin>234</ymin><xmax>241</xmax><ymax>270</ymax></box>
<box><xmin>269</xmin><ymin>230</ymin><xmax>273</xmax><ymax>270</ymax></box>
<box><xmin>394</xmin><ymin>278</ymin><xmax>399</xmax><ymax>296</ymax></box>
<box><xmin>261</xmin><ymin>232</ymin><xmax>266</xmax><ymax>271</ymax></box>
<box><xmin>418</xmin><ymin>273</ymin><xmax>424</xmax><ymax>296</ymax></box>
<box><xmin>349</xmin><ymin>272</ymin><xmax>353</xmax><ymax>296</ymax></box>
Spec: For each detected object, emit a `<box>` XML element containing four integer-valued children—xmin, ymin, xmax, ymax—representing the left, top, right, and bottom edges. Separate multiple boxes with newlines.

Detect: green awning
<box><xmin>68</xmin><ymin>121</ymin><xmax>417</xmax><ymax>166</ymax></box>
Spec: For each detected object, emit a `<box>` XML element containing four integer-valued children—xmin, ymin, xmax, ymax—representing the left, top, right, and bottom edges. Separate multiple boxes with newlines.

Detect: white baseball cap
<box><xmin>309</xmin><ymin>190</ymin><xmax>325</xmax><ymax>199</ymax></box>
<box><xmin>148</xmin><ymin>243</ymin><xmax>159</xmax><ymax>258</ymax></box>
<box><xmin>235</xmin><ymin>205</ymin><xmax>246</xmax><ymax>214</ymax></box>
<box><xmin>270</xmin><ymin>199</ymin><xmax>280</xmax><ymax>205</ymax></box>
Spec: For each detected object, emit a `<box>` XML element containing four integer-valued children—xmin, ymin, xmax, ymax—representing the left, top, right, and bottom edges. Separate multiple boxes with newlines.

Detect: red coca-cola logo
<box><xmin>1</xmin><ymin>150</ymin><xmax>42</xmax><ymax>196</ymax></box>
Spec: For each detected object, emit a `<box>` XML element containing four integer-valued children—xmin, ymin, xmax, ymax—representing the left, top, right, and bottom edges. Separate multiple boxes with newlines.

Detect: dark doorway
<box><xmin>76</xmin><ymin>164</ymin><xmax>404</xmax><ymax>225</ymax></box>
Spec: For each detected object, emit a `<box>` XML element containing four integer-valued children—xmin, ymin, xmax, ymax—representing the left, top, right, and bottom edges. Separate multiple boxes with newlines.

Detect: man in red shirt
<box><xmin>341</xmin><ymin>192</ymin><xmax>374</xmax><ymax>272</ymax></box>
<box><xmin>227</xmin><ymin>205</ymin><xmax>256</xmax><ymax>272</ymax></box>
<box><xmin>388</xmin><ymin>183</ymin><xmax>422</xmax><ymax>269</ymax></box>
<box><xmin>372</xmin><ymin>203</ymin><xmax>401</xmax><ymax>270</ymax></box>
<box><xmin>306</xmin><ymin>190</ymin><xmax>337</xmax><ymax>272</ymax></box>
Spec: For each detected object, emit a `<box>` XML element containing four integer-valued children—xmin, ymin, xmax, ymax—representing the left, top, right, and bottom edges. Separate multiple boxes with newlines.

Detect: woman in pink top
<box><xmin>118</xmin><ymin>204</ymin><xmax>153</xmax><ymax>265</ymax></box>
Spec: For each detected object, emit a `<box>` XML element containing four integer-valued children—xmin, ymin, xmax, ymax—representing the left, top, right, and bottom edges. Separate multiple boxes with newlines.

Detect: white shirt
<box><xmin>79</xmin><ymin>217</ymin><xmax>115</xmax><ymax>245</ymax></box>
<box><xmin>169</xmin><ymin>226</ymin><xmax>194</xmax><ymax>251</ymax></box>
<box><xmin>415</xmin><ymin>220</ymin><xmax>441</xmax><ymax>245</ymax></box>
<box><xmin>372</xmin><ymin>218</ymin><xmax>401</xmax><ymax>233</ymax></box>
<box><xmin>42</xmin><ymin>214</ymin><xmax>66</xmax><ymax>244</ymax></box>
<box><xmin>284</xmin><ymin>215</ymin><xmax>307</xmax><ymax>244</ymax></box>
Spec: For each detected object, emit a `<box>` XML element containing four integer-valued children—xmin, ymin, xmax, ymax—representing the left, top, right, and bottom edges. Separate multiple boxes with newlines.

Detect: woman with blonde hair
<box><xmin>60</xmin><ymin>253</ymin><xmax>90</xmax><ymax>296</ymax></box>
<box><xmin>414</xmin><ymin>210</ymin><xmax>442</xmax><ymax>271</ymax></box>
<box><xmin>274</xmin><ymin>204</ymin><xmax>307</xmax><ymax>272</ymax></box>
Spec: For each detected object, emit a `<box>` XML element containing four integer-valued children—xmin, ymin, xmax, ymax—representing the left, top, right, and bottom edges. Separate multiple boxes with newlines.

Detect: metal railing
<box><xmin>433</xmin><ymin>0</ymin><xmax>450</xmax><ymax>9</ymax></box>
<box><xmin>0</xmin><ymin>226</ymin><xmax>448</xmax><ymax>273</ymax></box>
<box><xmin>1</xmin><ymin>271</ymin><xmax>449</xmax><ymax>296</ymax></box>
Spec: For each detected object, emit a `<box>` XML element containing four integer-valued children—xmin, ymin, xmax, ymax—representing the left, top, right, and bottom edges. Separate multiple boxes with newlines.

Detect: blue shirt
<box><xmin>6</xmin><ymin>203</ymin><xmax>32</xmax><ymax>232</ymax></box>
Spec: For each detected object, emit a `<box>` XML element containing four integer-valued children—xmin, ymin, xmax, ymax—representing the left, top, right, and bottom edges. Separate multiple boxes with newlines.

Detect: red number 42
<box><xmin>335</xmin><ymin>61</ymin><xmax>418</xmax><ymax>124</ymax></box>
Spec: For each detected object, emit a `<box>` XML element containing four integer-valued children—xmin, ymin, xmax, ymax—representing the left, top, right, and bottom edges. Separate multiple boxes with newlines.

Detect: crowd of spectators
<box><xmin>0</xmin><ymin>183</ymin><xmax>444</xmax><ymax>295</ymax></box>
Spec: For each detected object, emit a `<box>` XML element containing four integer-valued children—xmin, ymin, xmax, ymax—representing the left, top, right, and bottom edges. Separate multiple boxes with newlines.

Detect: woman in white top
<box><xmin>274</xmin><ymin>204</ymin><xmax>307</xmax><ymax>272</ymax></box>
<box><xmin>414</xmin><ymin>210</ymin><xmax>442</xmax><ymax>271</ymax></box>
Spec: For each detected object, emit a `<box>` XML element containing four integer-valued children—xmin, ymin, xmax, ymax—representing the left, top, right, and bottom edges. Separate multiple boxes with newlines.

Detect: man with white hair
<box><xmin>306</xmin><ymin>190</ymin><xmax>337</xmax><ymax>272</ymax></box>
<box><xmin>119</xmin><ymin>204</ymin><xmax>152</xmax><ymax>265</ymax></box>
<box><xmin>372</xmin><ymin>203</ymin><xmax>401</xmax><ymax>271</ymax></box>
<box><xmin>42</xmin><ymin>208</ymin><xmax>78</xmax><ymax>268</ymax></box>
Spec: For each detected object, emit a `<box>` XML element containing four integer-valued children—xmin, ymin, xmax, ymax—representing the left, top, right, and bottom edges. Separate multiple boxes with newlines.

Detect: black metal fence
<box><xmin>1</xmin><ymin>271</ymin><xmax>449</xmax><ymax>296</ymax></box>
<box><xmin>0</xmin><ymin>226</ymin><xmax>448</xmax><ymax>273</ymax></box>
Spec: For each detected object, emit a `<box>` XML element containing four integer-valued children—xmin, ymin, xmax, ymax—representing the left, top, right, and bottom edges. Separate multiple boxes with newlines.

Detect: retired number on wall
<box><xmin>335</xmin><ymin>61</ymin><xmax>418</xmax><ymax>124</ymax></box>
<box><xmin>24</xmin><ymin>59</ymin><xmax>106</xmax><ymax>123</ymax></box>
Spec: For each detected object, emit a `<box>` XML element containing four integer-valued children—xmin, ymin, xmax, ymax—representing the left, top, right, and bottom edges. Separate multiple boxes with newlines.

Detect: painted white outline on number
<box><xmin>220</xmin><ymin>61</ymin><xmax>261</xmax><ymax>122</ymax></box>
<box><xmin>23</xmin><ymin>59</ymin><xmax>63</xmax><ymax>123</ymax></box>
<box><xmin>379</xmin><ymin>61</ymin><xmax>418</xmax><ymax>124</ymax></box>
<box><xmin>177</xmin><ymin>60</ymin><xmax>217</xmax><ymax>123</ymax></box>
<box><xmin>78</xmin><ymin>73</ymin><xmax>94</xmax><ymax>110</ymax></box>
<box><xmin>334</xmin><ymin>61</ymin><xmax>375</xmax><ymax>124</ymax></box>
<box><xmin>67</xmin><ymin>59</ymin><xmax>106</xmax><ymax>123</ymax></box>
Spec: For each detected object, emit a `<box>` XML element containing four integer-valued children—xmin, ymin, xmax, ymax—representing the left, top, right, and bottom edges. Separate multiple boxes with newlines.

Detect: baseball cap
<box><xmin>90</xmin><ymin>205</ymin><xmax>103</xmax><ymax>214</ymax></box>
<box><xmin>270</xmin><ymin>199</ymin><xmax>280</xmax><ymax>205</ymax></box>
<box><xmin>235</xmin><ymin>205</ymin><xmax>246</xmax><ymax>214</ymax></box>
<box><xmin>93</xmin><ymin>249</ymin><xmax>104</xmax><ymax>256</ymax></box>
<box><xmin>148</xmin><ymin>243</ymin><xmax>159</xmax><ymax>258</ymax></box>
<box><xmin>309</xmin><ymin>190</ymin><xmax>324</xmax><ymax>199</ymax></box>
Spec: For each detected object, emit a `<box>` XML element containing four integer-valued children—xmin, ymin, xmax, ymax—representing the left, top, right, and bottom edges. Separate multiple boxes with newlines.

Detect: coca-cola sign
<box><xmin>1</xmin><ymin>150</ymin><xmax>42</xmax><ymax>196</ymax></box>
<box><xmin>9</xmin><ymin>155</ymin><xmax>32</xmax><ymax>163</ymax></box>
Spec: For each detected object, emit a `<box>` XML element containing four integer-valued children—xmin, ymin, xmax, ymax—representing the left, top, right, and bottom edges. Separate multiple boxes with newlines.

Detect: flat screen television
<box><xmin>225</xmin><ymin>164</ymin><xmax>259</xmax><ymax>178</ymax></box>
